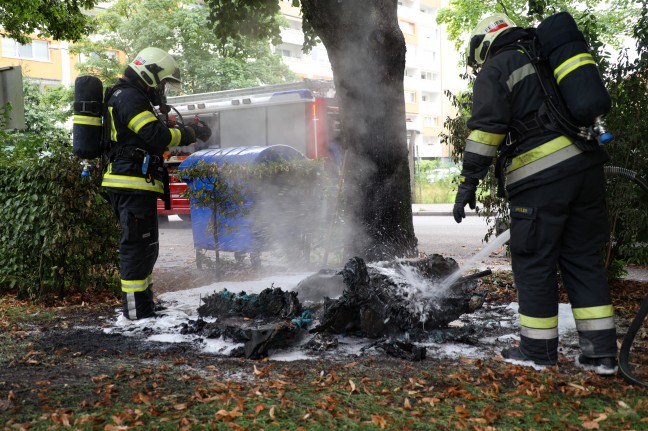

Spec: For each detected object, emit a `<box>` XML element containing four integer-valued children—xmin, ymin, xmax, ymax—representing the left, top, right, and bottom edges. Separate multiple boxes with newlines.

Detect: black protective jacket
<box><xmin>101</xmin><ymin>78</ymin><xmax>192</xmax><ymax>196</ymax></box>
<box><xmin>462</xmin><ymin>35</ymin><xmax>609</xmax><ymax>197</ymax></box>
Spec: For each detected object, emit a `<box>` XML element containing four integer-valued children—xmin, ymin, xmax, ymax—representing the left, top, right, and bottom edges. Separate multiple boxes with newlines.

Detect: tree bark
<box><xmin>301</xmin><ymin>0</ymin><xmax>418</xmax><ymax>261</ymax></box>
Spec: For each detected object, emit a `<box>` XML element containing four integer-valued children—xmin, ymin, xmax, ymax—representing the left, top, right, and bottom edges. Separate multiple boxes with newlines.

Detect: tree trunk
<box><xmin>301</xmin><ymin>0</ymin><xmax>418</xmax><ymax>261</ymax></box>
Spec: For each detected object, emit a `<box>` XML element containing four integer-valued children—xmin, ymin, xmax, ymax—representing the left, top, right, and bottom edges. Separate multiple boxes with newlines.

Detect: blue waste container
<box><xmin>179</xmin><ymin>145</ymin><xmax>305</xmax><ymax>254</ymax></box>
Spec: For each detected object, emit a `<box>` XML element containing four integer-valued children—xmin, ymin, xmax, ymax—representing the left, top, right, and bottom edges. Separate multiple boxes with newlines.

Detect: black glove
<box><xmin>453</xmin><ymin>176</ymin><xmax>478</xmax><ymax>223</ymax></box>
<box><xmin>177</xmin><ymin>123</ymin><xmax>196</xmax><ymax>146</ymax></box>
<box><xmin>188</xmin><ymin>120</ymin><xmax>212</xmax><ymax>142</ymax></box>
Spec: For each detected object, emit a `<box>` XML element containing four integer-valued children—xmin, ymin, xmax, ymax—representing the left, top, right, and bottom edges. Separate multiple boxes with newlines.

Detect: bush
<box><xmin>0</xmin><ymin>144</ymin><xmax>120</xmax><ymax>301</ymax></box>
<box><xmin>602</xmin><ymin>27</ymin><xmax>648</xmax><ymax>269</ymax></box>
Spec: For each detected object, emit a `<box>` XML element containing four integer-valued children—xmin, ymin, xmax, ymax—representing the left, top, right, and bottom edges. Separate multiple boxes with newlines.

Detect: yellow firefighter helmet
<box><xmin>468</xmin><ymin>14</ymin><xmax>518</xmax><ymax>67</ymax></box>
<box><xmin>128</xmin><ymin>47</ymin><xmax>181</xmax><ymax>90</ymax></box>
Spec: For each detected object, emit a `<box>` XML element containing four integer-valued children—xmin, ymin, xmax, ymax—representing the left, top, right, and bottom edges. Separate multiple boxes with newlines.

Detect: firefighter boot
<box><xmin>501</xmin><ymin>346</ymin><xmax>557</xmax><ymax>367</ymax></box>
<box><xmin>575</xmin><ymin>355</ymin><xmax>618</xmax><ymax>375</ymax></box>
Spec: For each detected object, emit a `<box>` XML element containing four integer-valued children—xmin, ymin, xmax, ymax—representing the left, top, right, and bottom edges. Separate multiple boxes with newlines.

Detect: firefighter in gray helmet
<box><xmin>102</xmin><ymin>47</ymin><xmax>208</xmax><ymax>320</ymax></box>
<box><xmin>454</xmin><ymin>15</ymin><xmax>617</xmax><ymax>374</ymax></box>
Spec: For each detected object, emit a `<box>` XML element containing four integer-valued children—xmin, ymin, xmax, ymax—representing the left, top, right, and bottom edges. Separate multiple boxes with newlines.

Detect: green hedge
<box><xmin>0</xmin><ymin>146</ymin><xmax>120</xmax><ymax>301</ymax></box>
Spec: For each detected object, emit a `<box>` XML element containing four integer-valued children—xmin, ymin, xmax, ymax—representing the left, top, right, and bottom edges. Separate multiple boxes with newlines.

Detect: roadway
<box><xmin>156</xmin><ymin>207</ymin><xmax>510</xmax><ymax>271</ymax></box>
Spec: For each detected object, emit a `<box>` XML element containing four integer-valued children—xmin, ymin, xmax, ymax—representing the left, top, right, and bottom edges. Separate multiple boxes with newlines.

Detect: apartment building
<box><xmin>0</xmin><ymin>33</ymin><xmax>125</xmax><ymax>89</ymax></box>
<box><xmin>0</xmin><ymin>37</ymin><xmax>80</xmax><ymax>87</ymax></box>
<box><xmin>276</xmin><ymin>0</ymin><xmax>463</xmax><ymax>162</ymax></box>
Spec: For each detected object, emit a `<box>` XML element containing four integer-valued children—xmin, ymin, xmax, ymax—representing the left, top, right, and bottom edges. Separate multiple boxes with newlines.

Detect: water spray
<box><xmin>438</xmin><ymin>229</ymin><xmax>511</xmax><ymax>291</ymax></box>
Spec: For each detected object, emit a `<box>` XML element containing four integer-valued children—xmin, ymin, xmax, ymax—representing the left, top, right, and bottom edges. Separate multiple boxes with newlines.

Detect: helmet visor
<box><xmin>162</xmin><ymin>78</ymin><xmax>182</xmax><ymax>95</ymax></box>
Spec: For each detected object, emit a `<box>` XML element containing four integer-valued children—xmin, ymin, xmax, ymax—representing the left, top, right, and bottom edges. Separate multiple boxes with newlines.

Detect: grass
<box><xmin>3</xmin><ymin>353</ymin><xmax>647</xmax><ymax>430</ymax></box>
<box><xmin>413</xmin><ymin>179</ymin><xmax>455</xmax><ymax>204</ymax></box>
<box><xmin>1</xmin><ymin>275</ymin><xmax>647</xmax><ymax>430</ymax></box>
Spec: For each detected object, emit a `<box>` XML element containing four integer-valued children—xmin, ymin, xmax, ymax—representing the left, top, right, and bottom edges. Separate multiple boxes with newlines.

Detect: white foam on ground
<box><xmin>101</xmin><ymin>272</ymin><xmax>582</xmax><ymax>362</ymax></box>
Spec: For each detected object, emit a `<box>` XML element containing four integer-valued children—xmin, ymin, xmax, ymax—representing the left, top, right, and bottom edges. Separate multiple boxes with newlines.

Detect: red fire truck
<box><xmin>157</xmin><ymin>79</ymin><xmax>339</xmax><ymax>220</ymax></box>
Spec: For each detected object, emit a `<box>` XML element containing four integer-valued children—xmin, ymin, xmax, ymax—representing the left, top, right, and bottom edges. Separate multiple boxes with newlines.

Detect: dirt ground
<box><xmin>3</xmin><ymin>260</ymin><xmax>647</xmax><ymax>383</ymax></box>
<box><xmin>1</xmin><ymin>260</ymin><xmax>647</xmax><ymax>430</ymax></box>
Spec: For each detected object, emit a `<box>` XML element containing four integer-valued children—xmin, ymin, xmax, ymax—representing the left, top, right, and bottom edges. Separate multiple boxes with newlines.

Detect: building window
<box><xmin>2</xmin><ymin>38</ymin><xmax>50</xmax><ymax>61</ymax></box>
<box><xmin>421</xmin><ymin>92</ymin><xmax>438</xmax><ymax>104</ymax></box>
<box><xmin>423</xmin><ymin>135</ymin><xmax>440</xmax><ymax>146</ymax></box>
<box><xmin>420</xmin><ymin>71</ymin><xmax>438</xmax><ymax>81</ymax></box>
<box><xmin>405</xmin><ymin>91</ymin><xmax>417</xmax><ymax>103</ymax></box>
<box><xmin>424</xmin><ymin>116</ymin><xmax>439</xmax><ymax>127</ymax></box>
<box><xmin>399</xmin><ymin>20</ymin><xmax>415</xmax><ymax>35</ymax></box>
<box><xmin>310</xmin><ymin>47</ymin><xmax>329</xmax><ymax>63</ymax></box>
<box><xmin>277</xmin><ymin>44</ymin><xmax>301</xmax><ymax>59</ymax></box>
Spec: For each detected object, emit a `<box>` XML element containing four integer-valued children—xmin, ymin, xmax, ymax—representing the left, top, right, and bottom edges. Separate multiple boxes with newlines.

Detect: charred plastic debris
<box><xmin>180</xmin><ymin>254</ymin><xmax>492</xmax><ymax>361</ymax></box>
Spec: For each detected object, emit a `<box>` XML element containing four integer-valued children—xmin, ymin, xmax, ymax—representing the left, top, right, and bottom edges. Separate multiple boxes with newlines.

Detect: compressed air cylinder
<box><xmin>72</xmin><ymin>75</ymin><xmax>104</xmax><ymax>159</ymax></box>
<box><xmin>537</xmin><ymin>12</ymin><xmax>611</xmax><ymax>126</ymax></box>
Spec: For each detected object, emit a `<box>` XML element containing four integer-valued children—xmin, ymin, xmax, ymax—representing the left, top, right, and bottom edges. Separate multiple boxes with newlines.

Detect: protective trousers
<box><xmin>508</xmin><ymin>164</ymin><xmax>617</xmax><ymax>363</ymax></box>
<box><xmin>108</xmin><ymin>191</ymin><xmax>159</xmax><ymax>319</ymax></box>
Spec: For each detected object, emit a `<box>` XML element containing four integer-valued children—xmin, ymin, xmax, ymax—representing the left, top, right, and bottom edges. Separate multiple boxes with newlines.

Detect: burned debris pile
<box><xmin>188</xmin><ymin>254</ymin><xmax>489</xmax><ymax>359</ymax></box>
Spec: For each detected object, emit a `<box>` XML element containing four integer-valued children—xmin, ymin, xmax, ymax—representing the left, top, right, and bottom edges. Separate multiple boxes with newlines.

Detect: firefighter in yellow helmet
<box><xmin>454</xmin><ymin>15</ymin><xmax>617</xmax><ymax>374</ymax></box>
<box><xmin>102</xmin><ymin>47</ymin><xmax>209</xmax><ymax>320</ymax></box>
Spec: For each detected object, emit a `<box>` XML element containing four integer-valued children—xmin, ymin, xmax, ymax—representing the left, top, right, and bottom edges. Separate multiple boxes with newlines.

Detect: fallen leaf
<box><xmin>582</xmin><ymin>421</ymin><xmax>600</xmax><ymax>429</ymax></box>
<box><xmin>0</xmin><ymin>400</ymin><xmax>13</xmax><ymax>411</ymax></box>
<box><xmin>594</xmin><ymin>413</ymin><xmax>608</xmax><ymax>422</ymax></box>
<box><xmin>91</xmin><ymin>374</ymin><xmax>110</xmax><ymax>383</ymax></box>
<box><xmin>422</xmin><ymin>397</ymin><xmax>440</xmax><ymax>406</ymax></box>
<box><xmin>134</xmin><ymin>393</ymin><xmax>151</xmax><ymax>406</ymax></box>
<box><xmin>371</xmin><ymin>414</ymin><xmax>388</xmax><ymax>429</ymax></box>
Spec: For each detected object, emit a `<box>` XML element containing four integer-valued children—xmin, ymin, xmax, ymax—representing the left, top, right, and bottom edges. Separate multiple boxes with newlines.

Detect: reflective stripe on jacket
<box><xmin>101</xmin><ymin>163</ymin><xmax>164</xmax><ymax>194</ymax></box>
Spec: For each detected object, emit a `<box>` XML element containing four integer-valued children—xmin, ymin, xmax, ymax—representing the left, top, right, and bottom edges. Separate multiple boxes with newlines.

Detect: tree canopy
<box><xmin>75</xmin><ymin>0</ymin><xmax>296</xmax><ymax>93</ymax></box>
<box><xmin>437</xmin><ymin>0</ymin><xmax>642</xmax><ymax>63</ymax></box>
<box><xmin>0</xmin><ymin>0</ymin><xmax>99</xmax><ymax>44</ymax></box>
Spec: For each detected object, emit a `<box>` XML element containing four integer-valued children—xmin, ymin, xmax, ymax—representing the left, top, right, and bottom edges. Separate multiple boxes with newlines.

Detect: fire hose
<box><xmin>604</xmin><ymin>165</ymin><xmax>648</xmax><ymax>388</ymax></box>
